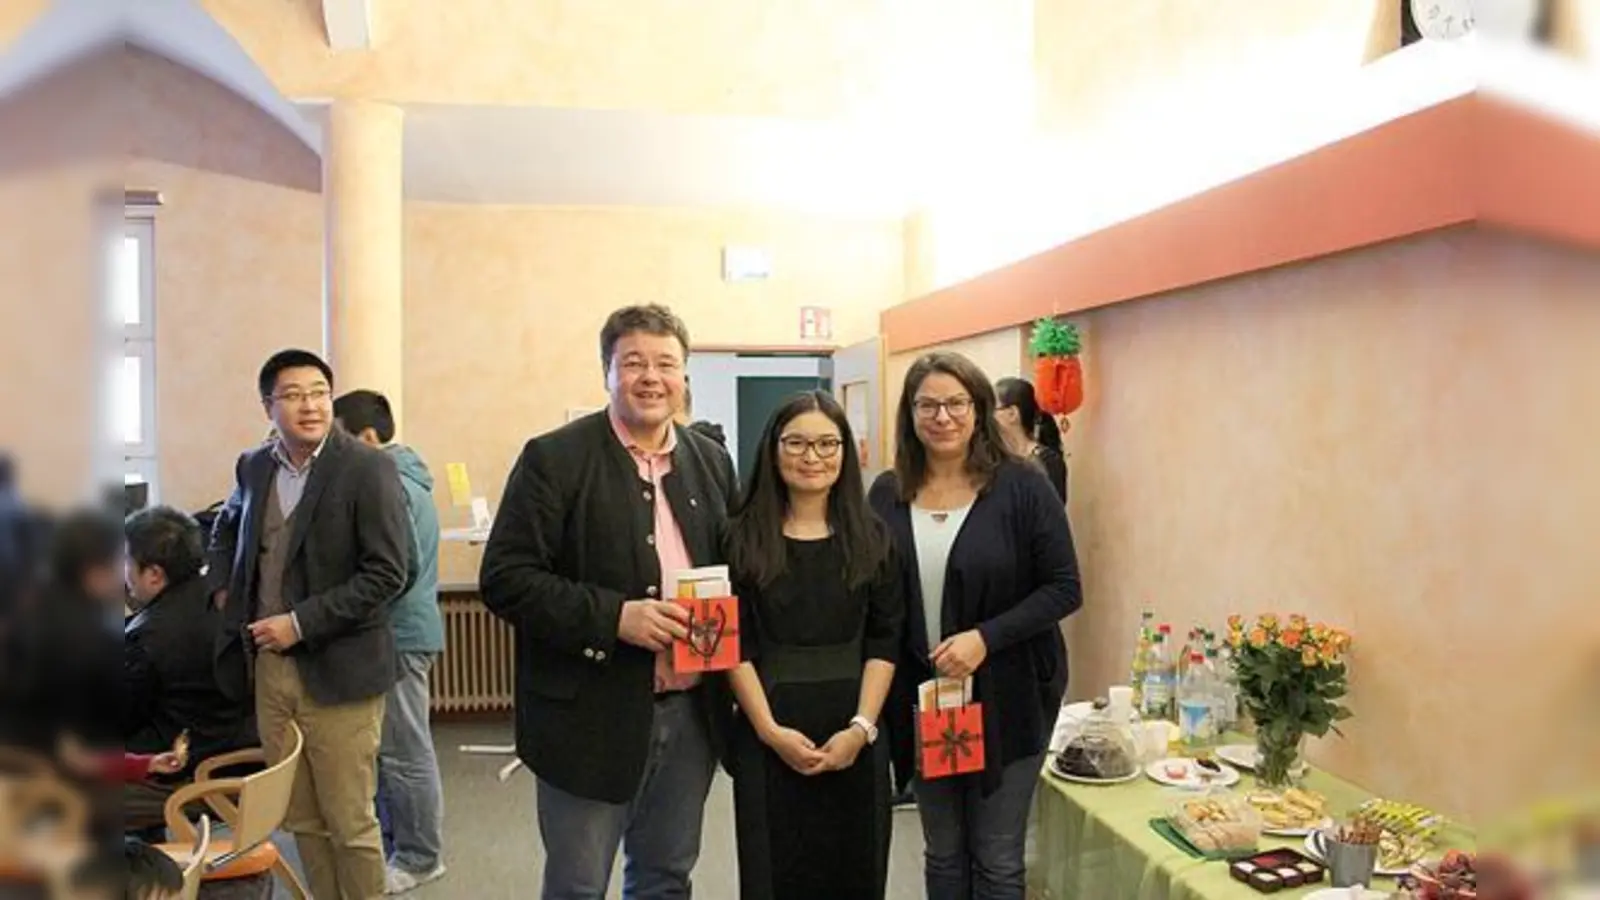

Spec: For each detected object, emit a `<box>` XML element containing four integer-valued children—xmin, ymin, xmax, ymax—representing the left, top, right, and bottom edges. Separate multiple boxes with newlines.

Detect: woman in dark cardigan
<box><xmin>868</xmin><ymin>352</ymin><xmax>1082</xmax><ymax>900</ymax></box>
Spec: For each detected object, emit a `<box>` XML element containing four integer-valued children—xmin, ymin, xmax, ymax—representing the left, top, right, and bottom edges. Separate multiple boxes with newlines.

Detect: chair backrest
<box><xmin>234</xmin><ymin>720</ymin><xmax>303</xmax><ymax>850</ymax></box>
<box><xmin>180</xmin><ymin>814</ymin><xmax>210</xmax><ymax>900</ymax></box>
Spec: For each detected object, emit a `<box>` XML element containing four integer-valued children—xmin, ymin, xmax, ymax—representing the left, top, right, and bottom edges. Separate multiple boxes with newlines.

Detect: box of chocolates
<box><xmin>1228</xmin><ymin>848</ymin><xmax>1325</xmax><ymax>893</ymax></box>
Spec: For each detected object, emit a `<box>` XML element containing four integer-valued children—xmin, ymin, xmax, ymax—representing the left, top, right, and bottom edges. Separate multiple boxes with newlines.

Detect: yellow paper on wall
<box><xmin>445</xmin><ymin>463</ymin><xmax>472</xmax><ymax>507</ymax></box>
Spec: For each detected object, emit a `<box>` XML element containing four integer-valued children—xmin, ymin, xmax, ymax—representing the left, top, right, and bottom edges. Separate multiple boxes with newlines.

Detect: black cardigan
<box><xmin>868</xmin><ymin>459</ymin><xmax>1081</xmax><ymax>793</ymax></box>
<box><xmin>480</xmin><ymin>411</ymin><xmax>738</xmax><ymax>804</ymax></box>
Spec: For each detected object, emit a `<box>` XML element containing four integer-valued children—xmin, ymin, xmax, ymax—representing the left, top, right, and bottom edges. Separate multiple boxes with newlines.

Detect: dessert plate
<box><xmin>1145</xmin><ymin>757</ymin><xmax>1241</xmax><ymax>789</ymax></box>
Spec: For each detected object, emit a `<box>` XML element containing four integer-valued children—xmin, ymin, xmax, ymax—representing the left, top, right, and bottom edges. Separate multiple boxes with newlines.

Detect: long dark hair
<box><xmin>893</xmin><ymin>352</ymin><xmax>1009</xmax><ymax>501</ymax></box>
<box><xmin>995</xmin><ymin>377</ymin><xmax>1063</xmax><ymax>453</ymax></box>
<box><xmin>727</xmin><ymin>391</ymin><xmax>889</xmax><ymax>590</ymax></box>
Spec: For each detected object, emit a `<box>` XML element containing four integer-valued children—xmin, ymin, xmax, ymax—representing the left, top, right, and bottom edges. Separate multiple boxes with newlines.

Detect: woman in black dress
<box><xmin>870</xmin><ymin>353</ymin><xmax>1081</xmax><ymax>900</ymax></box>
<box><xmin>725</xmin><ymin>390</ymin><xmax>904</xmax><ymax>900</ymax></box>
<box><xmin>994</xmin><ymin>377</ymin><xmax>1068</xmax><ymax>505</ymax></box>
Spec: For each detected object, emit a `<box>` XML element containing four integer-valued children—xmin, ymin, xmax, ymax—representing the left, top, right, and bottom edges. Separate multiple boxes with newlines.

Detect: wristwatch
<box><xmin>849</xmin><ymin>715</ymin><xmax>879</xmax><ymax>744</ymax></box>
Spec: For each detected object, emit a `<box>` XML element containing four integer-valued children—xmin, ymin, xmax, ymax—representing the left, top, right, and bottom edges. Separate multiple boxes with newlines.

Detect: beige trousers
<box><xmin>256</xmin><ymin>650</ymin><xmax>386</xmax><ymax>900</ymax></box>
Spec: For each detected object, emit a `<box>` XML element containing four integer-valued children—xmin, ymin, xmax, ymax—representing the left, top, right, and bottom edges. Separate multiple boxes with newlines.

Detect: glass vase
<box><xmin>1255</xmin><ymin>726</ymin><xmax>1305</xmax><ymax>789</ymax></box>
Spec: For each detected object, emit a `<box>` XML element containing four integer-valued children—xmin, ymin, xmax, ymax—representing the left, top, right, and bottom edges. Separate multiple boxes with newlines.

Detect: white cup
<box><xmin>1107</xmin><ymin>685</ymin><xmax>1134</xmax><ymax>717</ymax></box>
<box><xmin>1135</xmin><ymin>721</ymin><xmax>1168</xmax><ymax>762</ymax></box>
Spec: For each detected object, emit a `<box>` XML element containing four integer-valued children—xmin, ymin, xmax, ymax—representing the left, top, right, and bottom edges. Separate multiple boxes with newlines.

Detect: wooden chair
<box><xmin>0</xmin><ymin>773</ymin><xmax>90</xmax><ymax>891</ymax></box>
<box><xmin>175</xmin><ymin>814</ymin><xmax>210</xmax><ymax>900</ymax></box>
<box><xmin>160</xmin><ymin>720</ymin><xmax>308</xmax><ymax>900</ymax></box>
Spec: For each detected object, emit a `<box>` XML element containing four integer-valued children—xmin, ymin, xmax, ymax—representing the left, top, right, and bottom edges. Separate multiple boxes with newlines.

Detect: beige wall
<box><xmin>203</xmin><ymin>0</ymin><xmax>1032</xmax><ymax>123</ymax></box>
<box><xmin>1553</xmin><ymin>0</ymin><xmax>1600</xmax><ymax>54</ymax></box>
<box><xmin>0</xmin><ymin>168</ymin><xmax>99</xmax><ymax>505</ymax></box>
<box><xmin>122</xmin><ymin>49</ymin><xmax>325</xmax><ymax>512</ymax></box>
<box><xmin>0</xmin><ymin>36</ymin><xmax>108</xmax><ymax>504</ymax></box>
<box><xmin>0</xmin><ymin>0</ymin><xmax>46</xmax><ymax>48</ymax></box>
<box><xmin>0</xmin><ymin>47</ymin><xmax>322</xmax><ymax>508</ymax></box>
<box><xmin>906</xmin><ymin>230</ymin><xmax>1597</xmax><ymax>823</ymax></box>
<box><xmin>403</xmin><ymin>203</ymin><xmax>904</xmax><ymax>584</ymax></box>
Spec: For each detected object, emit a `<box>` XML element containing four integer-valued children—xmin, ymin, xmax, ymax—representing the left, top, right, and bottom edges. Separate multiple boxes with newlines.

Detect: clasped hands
<box><xmin>760</xmin><ymin>721</ymin><xmax>868</xmax><ymax>776</ymax></box>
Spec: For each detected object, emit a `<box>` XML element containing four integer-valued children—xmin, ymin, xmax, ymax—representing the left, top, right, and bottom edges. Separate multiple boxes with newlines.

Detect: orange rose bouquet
<box><xmin>1225</xmin><ymin>613</ymin><xmax>1352</xmax><ymax>787</ymax></box>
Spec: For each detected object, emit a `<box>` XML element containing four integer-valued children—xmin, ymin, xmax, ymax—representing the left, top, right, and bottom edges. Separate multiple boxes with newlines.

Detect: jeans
<box><xmin>916</xmin><ymin>753</ymin><xmax>1043</xmax><ymax>900</ymax></box>
<box><xmin>376</xmin><ymin>652</ymin><xmax>445</xmax><ymax>874</ymax></box>
<box><xmin>536</xmin><ymin>692</ymin><xmax>717</xmax><ymax>900</ymax></box>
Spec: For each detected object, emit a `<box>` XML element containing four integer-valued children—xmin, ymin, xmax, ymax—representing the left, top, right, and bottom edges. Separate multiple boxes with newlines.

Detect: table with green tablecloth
<box><xmin>1026</xmin><ymin>748</ymin><xmax>1474</xmax><ymax>900</ymax></box>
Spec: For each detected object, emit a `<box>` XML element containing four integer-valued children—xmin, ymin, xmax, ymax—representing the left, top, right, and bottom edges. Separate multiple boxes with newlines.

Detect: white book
<box><xmin>666</xmin><ymin>565</ymin><xmax>731</xmax><ymax>599</ymax></box>
<box><xmin>918</xmin><ymin>676</ymin><xmax>973</xmax><ymax>712</ymax></box>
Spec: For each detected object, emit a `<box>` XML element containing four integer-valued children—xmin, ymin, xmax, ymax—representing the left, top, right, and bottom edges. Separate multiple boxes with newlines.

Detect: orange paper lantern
<box><xmin>1033</xmin><ymin>356</ymin><xmax>1084</xmax><ymax>416</ymax></box>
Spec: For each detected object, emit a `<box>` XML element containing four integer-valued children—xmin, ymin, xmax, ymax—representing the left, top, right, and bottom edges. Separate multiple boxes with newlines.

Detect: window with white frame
<box><xmin>116</xmin><ymin>214</ymin><xmax>158</xmax><ymax>499</ymax></box>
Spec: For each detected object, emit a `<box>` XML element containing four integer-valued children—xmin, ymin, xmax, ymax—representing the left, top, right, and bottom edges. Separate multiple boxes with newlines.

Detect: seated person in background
<box><xmin>0</xmin><ymin>510</ymin><xmax>126</xmax><ymax>877</ymax></box>
<box><xmin>57</xmin><ymin>733</ymin><xmax>186</xmax><ymax>783</ymax></box>
<box><xmin>123</xmin><ymin>506</ymin><xmax>256</xmax><ymax>831</ymax></box>
<box><xmin>0</xmin><ymin>509</ymin><xmax>122</xmax><ymax>756</ymax></box>
<box><xmin>0</xmin><ymin>452</ymin><xmax>46</xmax><ymax>620</ymax></box>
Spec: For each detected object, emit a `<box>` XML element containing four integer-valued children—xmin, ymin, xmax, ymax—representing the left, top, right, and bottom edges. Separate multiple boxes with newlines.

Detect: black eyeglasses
<box><xmin>913</xmin><ymin>396</ymin><xmax>973</xmax><ymax>420</ymax></box>
<box><xmin>779</xmin><ymin>435</ymin><xmax>844</xmax><ymax>458</ymax></box>
<box><xmin>269</xmin><ymin>387</ymin><xmax>332</xmax><ymax>407</ymax></box>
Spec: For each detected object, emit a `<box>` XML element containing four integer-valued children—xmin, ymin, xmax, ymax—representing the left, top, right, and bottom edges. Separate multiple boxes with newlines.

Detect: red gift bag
<box><xmin>671</xmin><ymin>595</ymin><xmax>740</xmax><ymax>673</ymax></box>
<box><xmin>917</xmin><ymin>703</ymin><xmax>986</xmax><ymax>780</ymax></box>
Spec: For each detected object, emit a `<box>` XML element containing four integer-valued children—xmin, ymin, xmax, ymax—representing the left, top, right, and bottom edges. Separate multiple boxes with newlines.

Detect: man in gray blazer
<box><xmin>208</xmin><ymin>348</ymin><xmax>411</xmax><ymax>900</ymax></box>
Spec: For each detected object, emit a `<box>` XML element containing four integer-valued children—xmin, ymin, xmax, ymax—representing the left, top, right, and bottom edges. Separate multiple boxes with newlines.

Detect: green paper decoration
<box><xmin>1029</xmin><ymin>318</ymin><xmax>1081</xmax><ymax>358</ymax></box>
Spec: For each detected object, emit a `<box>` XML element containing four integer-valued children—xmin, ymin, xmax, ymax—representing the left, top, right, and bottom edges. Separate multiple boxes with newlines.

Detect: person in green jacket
<box><xmin>334</xmin><ymin>389</ymin><xmax>447</xmax><ymax>894</ymax></box>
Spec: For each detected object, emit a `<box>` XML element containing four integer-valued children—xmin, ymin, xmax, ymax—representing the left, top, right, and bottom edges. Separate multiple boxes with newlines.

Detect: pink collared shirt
<box><xmin>609</xmin><ymin>410</ymin><xmax>700</xmax><ymax>692</ymax></box>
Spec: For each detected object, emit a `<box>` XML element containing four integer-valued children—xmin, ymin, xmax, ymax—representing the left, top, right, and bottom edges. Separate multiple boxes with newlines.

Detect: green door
<box><xmin>735</xmin><ymin>376</ymin><xmax>828</xmax><ymax>480</ymax></box>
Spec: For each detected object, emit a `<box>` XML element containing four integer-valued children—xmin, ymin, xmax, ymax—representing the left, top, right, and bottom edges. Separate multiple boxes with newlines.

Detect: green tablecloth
<box><xmin>1026</xmin><ymin>747</ymin><xmax>1473</xmax><ymax>900</ymax></box>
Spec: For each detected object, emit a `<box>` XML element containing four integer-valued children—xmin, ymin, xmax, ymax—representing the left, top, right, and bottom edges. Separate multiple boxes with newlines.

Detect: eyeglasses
<box><xmin>270</xmin><ymin>387</ymin><xmax>331</xmax><ymax>406</ymax></box>
<box><xmin>617</xmin><ymin>358</ymin><xmax>683</xmax><ymax>377</ymax></box>
<box><xmin>779</xmin><ymin>435</ymin><xmax>843</xmax><ymax>459</ymax></box>
<box><xmin>913</xmin><ymin>396</ymin><xmax>973</xmax><ymax>420</ymax></box>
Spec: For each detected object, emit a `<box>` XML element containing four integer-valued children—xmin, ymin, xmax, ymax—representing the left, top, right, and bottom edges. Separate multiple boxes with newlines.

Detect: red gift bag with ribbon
<box><xmin>671</xmin><ymin>593</ymin><xmax>740</xmax><ymax>673</ymax></box>
<box><xmin>917</xmin><ymin>702</ymin><xmax>986</xmax><ymax>779</ymax></box>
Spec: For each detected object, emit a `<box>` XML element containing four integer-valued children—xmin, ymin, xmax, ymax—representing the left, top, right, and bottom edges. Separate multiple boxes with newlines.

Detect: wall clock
<box><xmin>1402</xmin><ymin>0</ymin><xmax>1549</xmax><ymax>45</ymax></box>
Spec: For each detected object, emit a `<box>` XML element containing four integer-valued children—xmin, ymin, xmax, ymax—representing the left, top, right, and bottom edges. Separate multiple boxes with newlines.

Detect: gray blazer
<box><xmin>207</xmin><ymin>429</ymin><xmax>411</xmax><ymax>706</ymax></box>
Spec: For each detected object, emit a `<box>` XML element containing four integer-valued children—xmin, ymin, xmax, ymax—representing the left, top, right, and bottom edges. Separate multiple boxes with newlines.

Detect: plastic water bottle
<box><xmin>1129</xmin><ymin>610</ymin><xmax>1154</xmax><ymax>711</ymax></box>
<box><xmin>1205</xmin><ymin>646</ymin><xmax>1236</xmax><ymax>733</ymax></box>
<box><xmin>1177</xmin><ymin>651</ymin><xmax>1217</xmax><ymax>754</ymax></box>
<box><xmin>1140</xmin><ymin>627</ymin><xmax>1176</xmax><ymax>722</ymax></box>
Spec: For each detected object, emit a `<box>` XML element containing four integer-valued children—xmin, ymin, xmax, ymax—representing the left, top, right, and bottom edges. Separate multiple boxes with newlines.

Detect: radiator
<box><xmin>432</xmin><ymin>594</ymin><xmax>516</xmax><ymax>713</ymax></box>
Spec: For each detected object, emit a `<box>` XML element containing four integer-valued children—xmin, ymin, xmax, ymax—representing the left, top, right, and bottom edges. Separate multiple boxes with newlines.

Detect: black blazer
<box><xmin>480</xmin><ymin>412</ymin><xmax>737</xmax><ymax>804</ymax></box>
<box><xmin>207</xmin><ymin>429</ymin><xmax>411</xmax><ymax>706</ymax></box>
<box><xmin>869</xmin><ymin>459</ymin><xmax>1081</xmax><ymax>793</ymax></box>
<box><xmin>124</xmin><ymin>576</ymin><xmax>256</xmax><ymax>775</ymax></box>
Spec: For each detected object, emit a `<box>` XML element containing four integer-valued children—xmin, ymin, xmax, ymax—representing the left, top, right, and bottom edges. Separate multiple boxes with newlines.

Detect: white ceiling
<box><xmin>299</xmin><ymin>101</ymin><xmax>926</xmax><ymax>216</ymax></box>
